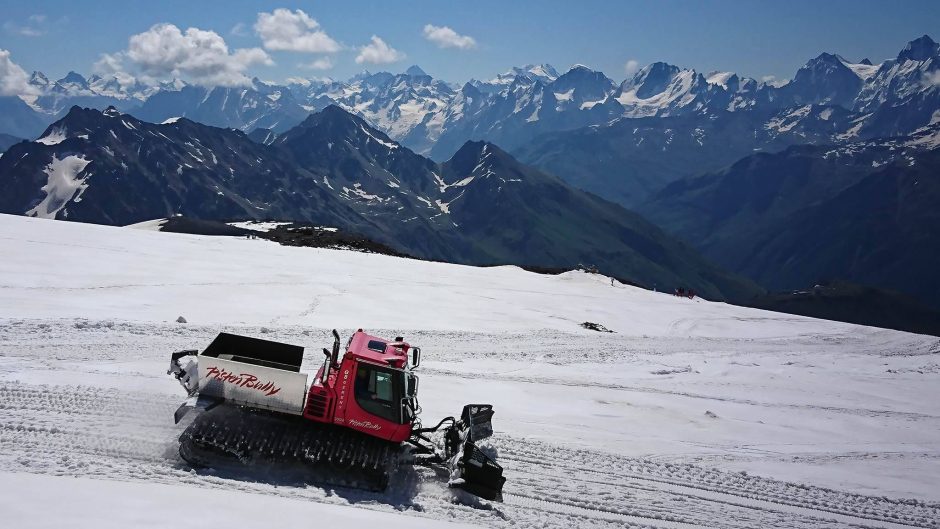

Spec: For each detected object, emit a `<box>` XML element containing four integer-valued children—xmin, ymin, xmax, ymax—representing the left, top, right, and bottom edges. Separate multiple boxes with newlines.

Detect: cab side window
<box><xmin>373</xmin><ymin>371</ymin><xmax>393</xmax><ymax>400</ymax></box>
<box><xmin>354</xmin><ymin>363</ymin><xmax>401</xmax><ymax>423</ymax></box>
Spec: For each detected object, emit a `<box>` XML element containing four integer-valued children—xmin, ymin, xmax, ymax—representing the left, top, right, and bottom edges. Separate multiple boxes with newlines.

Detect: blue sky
<box><xmin>2</xmin><ymin>0</ymin><xmax>939</xmax><ymax>85</ymax></box>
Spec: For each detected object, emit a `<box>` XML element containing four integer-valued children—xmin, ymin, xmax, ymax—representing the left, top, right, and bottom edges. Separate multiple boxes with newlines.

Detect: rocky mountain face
<box><xmin>515</xmin><ymin>103</ymin><xmax>860</xmax><ymax>206</ymax></box>
<box><xmin>272</xmin><ymin>106</ymin><xmax>461</xmax><ymax>259</ymax></box>
<box><xmin>0</xmin><ymin>105</ymin><xmax>760</xmax><ymax>301</ymax></box>
<box><xmin>274</xmin><ymin>107</ymin><xmax>761</xmax><ymax>300</ymax></box>
<box><xmin>776</xmin><ymin>53</ymin><xmax>864</xmax><ymax>108</ymax></box>
<box><xmin>0</xmin><ymin>106</ymin><xmax>367</xmax><ymax>228</ymax></box>
<box><xmin>639</xmin><ymin>127</ymin><xmax>940</xmax><ymax>309</ymax></box>
<box><xmin>434</xmin><ymin>140</ymin><xmax>760</xmax><ymax>302</ymax></box>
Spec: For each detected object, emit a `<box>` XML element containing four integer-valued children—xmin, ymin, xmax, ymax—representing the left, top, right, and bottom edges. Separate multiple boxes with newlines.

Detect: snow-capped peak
<box><xmin>898</xmin><ymin>34</ymin><xmax>939</xmax><ymax>62</ymax></box>
<box><xmin>405</xmin><ymin>65</ymin><xmax>428</xmax><ymax>77</ymax></box>
<box><xmin>286</xmin><ymin>77</ymin><xmax>313</xmax><ymax>87</ymax></box>
<box><xmin>837</xmin><ymin>56</ymin><xmax>881</xmax><ymax>80</ymax></box>
<box><xmin>490</xmin><ymin>64</ymin><xmax>560</xmax><ymax>85</ymax></box>
<box><xmin>527</xmin><ymin>64</ymin><xmax>559</xmax><ymax>81</ymax></box>
<box><xmin>567</xmin><ymin>64</ymin><xmax>594</xmax><ymax>73</ymax></box>
<box><xmin>626</xmin><ymin>62</ymin><xmax>682</xmax><ymax>91</ymax></box>
<box><xmin>349</xmin><ymin>70</ymin><xmax>375</xmax><ymax>82</ymax></box>
<box><xmin>59</xmin><ymin>71</ymin><xmax>89</xmax><ymax>87</ymax></box>
<box><xmin>159</xmin><ymin>78</ymin><xmax>187</xmax><ymax>92</ymax></box>
<box><xmin>855</xmin><ymin>35</ymin><xmax>940</xmax><ymax>112</ymax></box>
<box><xmin>794</xmin><ymin>53</ymin><xmax>858</xmax><ymax>82</ymax></box>
<box><xmin>705</xmin><ymin>71</ymin><xmax>736</xmax><ymax>89</ymax></box>
<box><xmin>29</xmin><ymin>71</ymin><xmax>50</xmax><ymax>88</ymax></box>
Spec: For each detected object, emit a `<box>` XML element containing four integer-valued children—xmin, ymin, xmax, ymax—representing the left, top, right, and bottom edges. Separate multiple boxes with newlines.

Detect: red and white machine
<box><xmin>169</xmin><ymin>329</ymin><xmax>505</xmax><ymax>500</ymax></box>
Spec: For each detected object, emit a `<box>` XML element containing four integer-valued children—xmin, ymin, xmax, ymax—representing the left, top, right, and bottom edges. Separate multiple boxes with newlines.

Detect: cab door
<box><xmin>335</xmin><ymin>361</ymin><xmax>412</xmax><ymax>442</ymax></box>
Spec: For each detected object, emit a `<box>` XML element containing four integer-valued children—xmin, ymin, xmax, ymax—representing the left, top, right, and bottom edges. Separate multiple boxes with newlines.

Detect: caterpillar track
<box><xmin>179</xmin><ymin>404</ymin><xmax>399</xmax><ymax>491</ymax></box>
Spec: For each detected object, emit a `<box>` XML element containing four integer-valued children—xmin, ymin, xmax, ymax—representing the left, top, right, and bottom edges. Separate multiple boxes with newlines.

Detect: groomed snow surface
<box><xmin>0</xmin><ymin>214</ymin><xmax>938</xmax><ymax>528</ymax></box>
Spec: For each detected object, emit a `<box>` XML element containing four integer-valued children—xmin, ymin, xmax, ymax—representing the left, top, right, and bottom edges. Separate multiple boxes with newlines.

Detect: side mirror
<box><xmin>411</xmin><ymin>347</ymin><xmax>421</xmax><ymax>368</ymax></box>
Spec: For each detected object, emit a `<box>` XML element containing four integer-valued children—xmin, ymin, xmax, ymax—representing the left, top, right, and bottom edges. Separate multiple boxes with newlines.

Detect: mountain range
<box><xmin>2</xmin><ymin>34</ymin><xmax>939</xmax><ymax>319</ymax></box>
<box><xmin>6</xmin><ymin>35</ymin><xmax>938</xmax><ymax>211</ymax></box>
<box><xmin>519</xmin><ymin>36</ymin><xmax>940</xmax><ymax>206</ymax></box>
<box><xmin>10</xmin><ymin>36</ymin><xmax>937</xmax><ymax>167</ymax></box>
<box><xmin>0</xmin><ymin>105</ymin><xmax>759</xmax><ymax>301</ymax></box>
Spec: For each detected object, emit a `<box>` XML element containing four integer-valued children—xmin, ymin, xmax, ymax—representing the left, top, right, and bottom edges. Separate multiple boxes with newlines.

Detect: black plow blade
<box><xmin>461</xmin><ymin>404</ymin><xmax>494</xmax><ymax>442</ymax></box>
<box><xmin>449</xmin><ymin>404</ymin><xmax>505</xmax><ymax>501</ymax></box>
<box><xmin>453</xmin><ymin>441</ymin><xmax>505</xmax><ymax>501</ymax></box>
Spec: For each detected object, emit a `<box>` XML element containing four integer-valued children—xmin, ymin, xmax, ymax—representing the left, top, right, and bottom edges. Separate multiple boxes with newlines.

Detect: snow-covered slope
<box><xmin>0</xmin><ymin>214</ymin><xmax>777</xmax><ymax>332</ymax></box>
<box><xmin>1</xmin><ymin>214</ymin><xmax>938</xmax><ymax>528</ymax></box>
<box><xmin>1</xmin><ymin>473</ymin><xmax>474</xmax><ymax>529</ymax></box>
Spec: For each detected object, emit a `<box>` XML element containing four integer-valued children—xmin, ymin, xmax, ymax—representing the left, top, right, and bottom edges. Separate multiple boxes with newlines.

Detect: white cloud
<box><xmin>0</xmin><ymin>49</ymin><xmax>38</xmax><ymax>96</ymax></box>
<box><xmin>355</xmin><ymin>36</ymin><xmax>405</xmax><ymax>64</ymax></box>
<box><xmin>761</xmin><ymin>75</ymin><xmax>788</xmax><ymax>87</ymax></box>
<box><xmin>125</xmin><ymin>23</ymin><xmax>272</xmax><ymax>87</ymax></box>
<box><xmin>3</xmin><ymin>14</ymin><xmax>48</xmax><ymax>37</ymax></box>
<box><xmin>254</xmin><ymin>8</ymin><xmax>340</xmax><ymax>53</ymax></box>
<box><xmin>230</xmin><ymin>22</ymin><xmax>249</xmax><ymax>37</ymax></box>
<box><xmin>624</xmin><ymin>59</ymin><xmax>639</xmax><ymax>76</ymax></box>
<box><xmin>92</xmin><ymin>52</ymin><xmax>125</xmax><ymax>75</ymax></box>
<box><xmin>13</xmin><ymin>26</ymin><xmax>44</xmax><ymax>37</ymax></box>
<box><xmin>304</xmin><ymin>56</ymin><xmax>334</xmax><ymax>70</ymax></box>
<box><xmin>422</xmin><ymin>24</ymin><xmax>476</xmax><ymax>50</ymax></box>
<box><xmin>91</xmin><ymin>52</ymin><xmax>139</xmax><ymax>89</ymax></box>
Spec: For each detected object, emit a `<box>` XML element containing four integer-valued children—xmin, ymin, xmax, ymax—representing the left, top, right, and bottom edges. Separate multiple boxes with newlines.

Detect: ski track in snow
<box><xmin>1</xmin><ymin>319</ymin><xmax>937</xmax><ymax>528</ymax></box>
<box><xmin>0</xmin><ymin>381</ymin><xmax>936</xmax><ymax>529</ymax></box>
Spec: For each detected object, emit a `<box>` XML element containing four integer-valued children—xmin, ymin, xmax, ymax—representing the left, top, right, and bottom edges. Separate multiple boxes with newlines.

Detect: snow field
<box><xmin>1</xmin><ymin>320</ymin><xmax>937</xmax><ymax>528</ymax></box>
<box><xmin>0</xmin><ymin>472</ymin><xmax>477</xmax><ymax>529</ymax></box>
<box><xmin>0</xmin><ymin>214</ymin><xmax>880</xmax><ymax>337</ymax></box>
<box><xmin>0</xmin><ymin>214</ymin><xmax>938</xmax><ymax>527</ymax></box>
